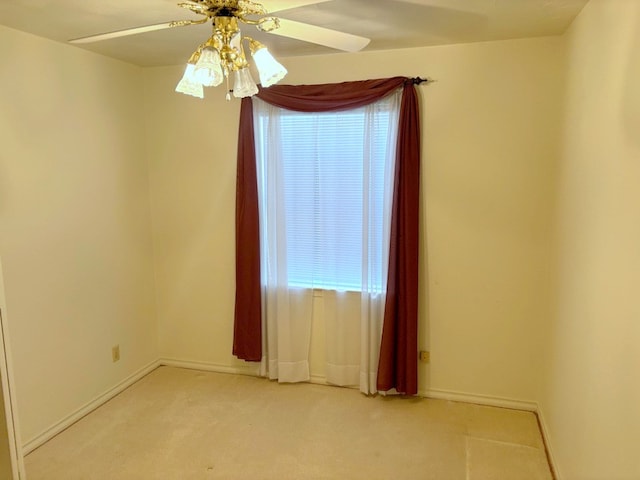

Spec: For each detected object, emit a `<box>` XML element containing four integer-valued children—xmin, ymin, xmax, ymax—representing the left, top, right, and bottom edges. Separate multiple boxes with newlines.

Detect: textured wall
<box><xmin>0</xmin><ymin>25</ymin><xmax>158</xmax><ymax>443</ymax></box>
<box><xmin>540</xmin><ymin>0</ymin><xmax>640</xmax><ymax>478</ymax></box>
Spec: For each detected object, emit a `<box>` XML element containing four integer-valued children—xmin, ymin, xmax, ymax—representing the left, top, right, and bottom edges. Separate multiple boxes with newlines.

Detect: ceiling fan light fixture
<box><xmin>233</xmin><ymin>67</ymin><xmax>259</xmax><ymax>98</ymax></box>
<box><xmin>172</xmin><ymin>0</ymin><xmax>297</xmax><ymax>100</ymax></box>
<box><xmin>175</xmin><ymin>63</ymin><xmax>205</xmax><ymax>98</ymax></box>
<box><xmin>194</xmin><ymin>46</ymin><xmax>224</xmax><ymax>87</ymax></box>
<box><xmin>249</xmin><ymin>40</ymin><xmax>287</xmax><ymax>88</ymax></box>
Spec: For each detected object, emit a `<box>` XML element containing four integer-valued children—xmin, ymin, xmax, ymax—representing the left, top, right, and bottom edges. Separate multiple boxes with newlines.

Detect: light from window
<box><xmin>254</xmin><ymin>94</ymin><xmax>400</xmax><ymax>291</ymax></box>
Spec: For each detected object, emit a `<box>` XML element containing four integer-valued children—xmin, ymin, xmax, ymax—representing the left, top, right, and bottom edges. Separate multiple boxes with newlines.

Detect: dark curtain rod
<box><xmin>408</xmin><ymin>77</ymin><xmax>435</xmax><ymax>85</ymax></box>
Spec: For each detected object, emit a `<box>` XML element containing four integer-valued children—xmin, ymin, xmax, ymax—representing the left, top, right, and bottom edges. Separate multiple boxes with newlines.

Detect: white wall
<box><xmin>145</xmin><ymin>36</ymin><xmax>563</xmax><ymax>404</ymax></box>
<box><xmin>540</xmin><ymin>0</ymin><xmax>640</xmax><ymax>478</ymax></box>
<box><xmin>0</xmin><ymin>26</ymin><xmax>158</xmax><ymax>444</ymax></box>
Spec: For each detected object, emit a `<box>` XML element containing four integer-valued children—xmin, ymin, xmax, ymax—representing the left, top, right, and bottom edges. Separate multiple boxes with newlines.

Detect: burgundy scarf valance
<box><xmin>254</xmin><ymin>76</ymin><xmax>408</xmax><ymax>112</ymax></box>
<box><xmin>233</xmin><ymin>76</ymin><xmax>421</xmax><ymax>395</ymax></box>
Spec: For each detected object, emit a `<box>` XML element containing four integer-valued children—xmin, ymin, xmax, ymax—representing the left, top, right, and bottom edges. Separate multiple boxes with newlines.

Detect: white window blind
<box><xmin>254</xmin><ymin>92</ymin><xmax>401</xmax><ymax>291</ymax></box>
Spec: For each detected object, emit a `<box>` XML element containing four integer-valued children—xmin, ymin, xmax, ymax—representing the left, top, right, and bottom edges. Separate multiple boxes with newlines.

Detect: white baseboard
<box><xmin>309</xmin><ymin>374</ymin><xmax>332</xmax><ymax>386</ymax></box>
<box><xmin>159</xmin><ymin>357</ymin><xmax>261</xmax><ymax>377</ymax></box>
<box><xmin>160</xmin><ymin>359</ymin><xmax>349</xmax><ymax>389</ymax></box>
<box><xmin>419</xmin><ymin>387</ymin><xmax>538</xmax><ymax>412</ymax></box>
<box><xmin>159</xmin><ymin>359</ymin><xmax>539</xmax><ymax>412</ymax></box>
<box><xmin>535</xmin><ymin>406</ymin><xmax>561</xmax><ymax>480</ymax></box>
<box><xmin>23</xmin><ymin>359</ymin><xmax>160</xmax><ymax>455</ymax></box>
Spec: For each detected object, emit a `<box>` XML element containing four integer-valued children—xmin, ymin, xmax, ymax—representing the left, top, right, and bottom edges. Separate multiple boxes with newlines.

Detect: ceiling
<box><xmin>0</xmin><ymin>0</ymin><xmax>588</xmax><ymax>67</ymax></box>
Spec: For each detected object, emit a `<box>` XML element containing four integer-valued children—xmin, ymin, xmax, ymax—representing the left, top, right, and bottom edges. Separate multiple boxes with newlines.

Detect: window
<box><xmin>254</xmin><ymin>91</ymin><xmax>401</xmax><ymax>291</ymax></box>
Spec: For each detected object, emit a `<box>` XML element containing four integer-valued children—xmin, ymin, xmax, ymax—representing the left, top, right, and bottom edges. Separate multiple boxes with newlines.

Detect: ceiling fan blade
<box><xmin>269</xmin><ymin>18</ymin><xmax>370</xmax><ymax>52</ymax></box>
<box><xmin>265</xmin><ymin>0</ymin><xmax>331</xmax><ymax>13</ymax></box>
<box><xmin>69</xmin><ymin>21</ymin><xmax>182</xmax><ymax>44</ymax></box>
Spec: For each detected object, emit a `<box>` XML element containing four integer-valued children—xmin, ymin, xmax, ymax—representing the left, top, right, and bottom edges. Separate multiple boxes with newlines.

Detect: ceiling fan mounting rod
<box><xmin>212</xmin><ymin>7</ymin><xmax>238</xmax><ymax>17</ymax></box>
<box><xmin>181</xmin><ymin>0</ymin><xmax>267</xmax><ymax>18</ymax></box>
<box><xmin>181</xmin><ymin>0</ymin><xmax>281</xmax><ymax>33</ymax></box>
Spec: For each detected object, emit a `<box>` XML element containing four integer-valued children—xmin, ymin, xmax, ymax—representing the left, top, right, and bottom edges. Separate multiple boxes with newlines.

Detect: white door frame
<box><xmin>0</xmin><ymin>257</ymin><xmax>26</xmax><ymax>479</ymax></box>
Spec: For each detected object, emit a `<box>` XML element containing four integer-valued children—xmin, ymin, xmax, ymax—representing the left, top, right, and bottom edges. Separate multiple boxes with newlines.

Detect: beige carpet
<box><xmin>26</xmin><ymin>367</ymin><xmax>553</xmax><ymax>479</ymax></box>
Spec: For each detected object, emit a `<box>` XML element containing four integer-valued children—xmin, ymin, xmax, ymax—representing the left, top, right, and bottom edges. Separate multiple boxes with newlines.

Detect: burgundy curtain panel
<box><xmin>233</xmin><ymin>77</ymin><xmax>421</xmax><ymax>394</ymax></box>
<box><xmin>233</xmin><ymin>98</ymin><xmax>262</xmax><ymax>361</ymax></box>
<box><xmin>376</xmin><ymin>83</ymin><xmax>421</xmax><ymax>395</ymax></box>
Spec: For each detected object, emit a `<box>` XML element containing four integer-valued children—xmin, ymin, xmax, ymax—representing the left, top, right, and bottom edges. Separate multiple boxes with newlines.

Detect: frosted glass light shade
<box><xmin>175</xmin><ymin>64</ymin><xmax>204</xmax><ymax>98</ymax></box>
<box><xmin>194</xmin><ymin>47</ymin><xmax>224</xmax><ymax>87</ymax></box>
<box><xmin>252</xmin><ymin>47</ymin><xmax>287</xmax><ymax>87</ymax></box>
<box><xmin>233</xmin><ymin>68</ymin><xmax>259</xmax><ymax>98</ymax></box>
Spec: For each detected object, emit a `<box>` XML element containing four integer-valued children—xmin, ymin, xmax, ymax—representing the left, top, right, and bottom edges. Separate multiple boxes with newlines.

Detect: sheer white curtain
<box><xmin>323</xmin><ymin>91</ymin><xmax>401</xmax><ymax>394</ymax></box>
<box><xmin>254</xmin><ymin>99</ymin><xmax>314</xmax><ymax>382</ymax></box>
<box><xmin>253</xmin><ymin>90</ymin><xmax>402</xmax><ymax>390</ymax></box>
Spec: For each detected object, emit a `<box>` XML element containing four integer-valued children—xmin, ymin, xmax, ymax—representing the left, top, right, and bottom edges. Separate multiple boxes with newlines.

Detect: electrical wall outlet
<box><xmin>419</xmin><ymin>350</ymin><xmax>430</xmax><ymax>363</ymax></box>
<box><xmin>112</xmin><ymin>345</ymin><xmax>120</xmax><ymax>363</ymax></box>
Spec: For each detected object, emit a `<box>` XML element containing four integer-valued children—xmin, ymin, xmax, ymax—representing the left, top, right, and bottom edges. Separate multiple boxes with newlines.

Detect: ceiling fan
<box><xmin>68</xmin><ymin>0</ymin><xmax>371</xmax><ymax>99</ymax></box>
<box><xmin>69</xmin><ymin>0</ymin><xmax>370</xmax><ymax>53</ymax></box>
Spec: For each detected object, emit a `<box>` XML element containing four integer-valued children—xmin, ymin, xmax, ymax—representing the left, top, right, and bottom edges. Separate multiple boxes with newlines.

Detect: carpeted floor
<box><xmin>26</xmin><ymin>366</ymin><xmax>553</xmax><ymax>479</ymax></box>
